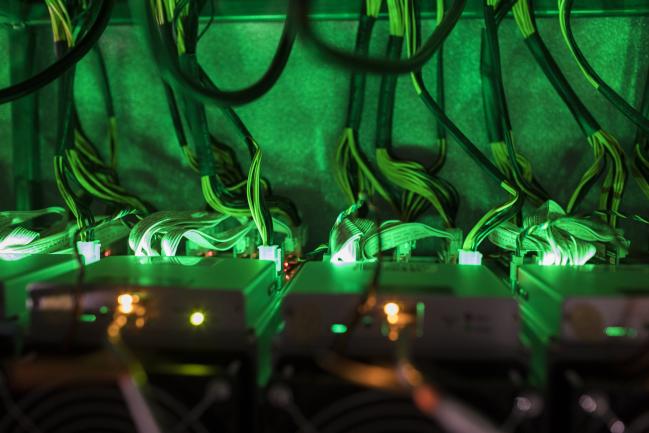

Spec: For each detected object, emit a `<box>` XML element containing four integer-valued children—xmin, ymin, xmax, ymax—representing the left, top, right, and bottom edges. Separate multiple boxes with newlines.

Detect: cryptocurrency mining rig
<box><xmin>0</xmin><ymin>0</ymin><xmax>648</xmax><ymax>432</ymax></box>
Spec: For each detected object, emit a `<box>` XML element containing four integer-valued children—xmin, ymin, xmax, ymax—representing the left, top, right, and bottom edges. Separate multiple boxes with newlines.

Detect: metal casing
<box><xmin>278</xmin><ymin>261</ymin><xmax>522</xmax><ymax>361</ymax></box>
<box><xmin>517</xmin><ymin>265</ymin><xmax>649</xmax><ymax>349</ymax></box>
<box><xmin>0</xmin><ymin>254</ymin><xmax>79</xmax><ymax>327</ymax></box>
<box><xmin>28</xmin><ymin>256</ymin><xmax>279</xmax><ymax>352</ymax></box>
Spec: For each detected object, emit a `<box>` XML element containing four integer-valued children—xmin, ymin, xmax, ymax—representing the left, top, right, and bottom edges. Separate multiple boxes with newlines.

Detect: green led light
<box><xmin>604</xmin><ymin>326</ymin><xmax>637</xmax><ymax>338</ymax></box>
<box><xmin>330</xmin><ymin>323</ymin><xmax>347</xmax><ymax>334</ymax></box>
<box><xmin>99</xmin><ymin>306</ymin><xmax>109</xmax><ymax>314</ymax></box>
<box><xmin>189</xmin><ymin>311</ymin><xmax>206</xmax><ymax>327</ymax></box>
<box><xmin>79</xmin><ymin>314</ymin><xmax>96</xmax><ymax>323</ymax></box>
<box><xmin>416</xmin><ymin>302</ymin><xmax>425</xmax><ymax>337</ymax></box>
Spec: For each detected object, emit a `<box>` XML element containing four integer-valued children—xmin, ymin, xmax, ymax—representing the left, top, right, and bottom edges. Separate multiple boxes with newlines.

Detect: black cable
<box><xmin>196</xmin><ymin>0</ymin><xmax>215</xmax><ymax>42</ymax></box>
<box><xmin>291</xmin><ymin>0</ymin><xmax>467</xmax><ymax>75</ymax></box>
<box><xmin>420</xmin><ymin>91</ymin><xmax>506</xmax><ymax>186</ymax></box>
<box><xmin>130</xmin><ymin>0</ymin><xmax>296</xmax><ymax>107</ymax></box>
<box><xmin>494</xmin><ymin>0</ymin><xmax>517</xmax><ymax>25</ymax></box>
<box><xmin>337</xmin><ymin>8</ymin><xmax>387</xmax><ymax>205</ymax></box>
<box><xmin>633</xmin><ymin>65</ymin><xmax>649</xmax><ymax>197</ymax></box>
<box><xmin>196</xmin><ymin>66</ymin><xmax>258</xmax><ymax>158</ymax></box>
<box><xmin>346</xmin><ymin>13</ymin><xmax>376</xmax><ymax>130</ymax></box>
<box><xmin>524</xmin><ymin>33</ymin><xmax>599</xmax><ymax>137</ymax></box>
<box><xmin>474</xmin><ymin>193</ymin><xmax>524</xmax><ymax>248</ymax></box>
<box><xmin>635</xmin><ymin>65</ymin><xmax>649</xmax><ymax>144</ymax></box>
<box><xmin>520</xmin><ymin>0</ymin><xmax>627</xmax><ymax>215</ymax></box>
<box><xmin>562</xmin><ymin>0</ymin><xmax>649</xmax><ymax>134</ymax></box>
<box><xmin>376</xmin><ymin>36</ymin><xmax>403</xmax><ymax>150</ymax></box>
<box><xmin>189</xmin><ymin>5</ymin><xmax>287</xmax><ymax>241</ymax></box>
<box><xmin>522</xmin><ymin>0</ymin><xmax>600</xmax><ymax>137</ymax></box>
<box><xmin>409</xmin><ymin>2</ymin><xmax>460</xmax><ymax>220</ymax></box>
<box><xmin>480</xmin><ymin>30</ymin><xmax>505</xmax><ymax>144</ymax></box>
<box><xmin>158</xmin><ymin>6</ymin><xmax>300</xmax><ymax>227</ymax></box>
<box><xmin>0</xmin><ymin>0</ymin><xmax>114</xmax><ymax>105</ymax></box>
<box><xmin>163</xmin><ymin>82</ymin><xmax>191</xmax><ymax>151</ymax></box>
<box><xmin>483</xmin><ymin>2</ymin><xmax>549</xmax><ymax>203</ymax></box>
<box><xmin>196</xmin><ymin>65</ymin><xmax>302</xmax><ymax>226</ymax></box>
<box><xmin>93</xmin><ymin>45</ymin><xmax>115</xmax><ymax>120</ymax></box>
<box><xmin>164</xmin><ymin>18</ymin><xmax>242</xmax><ymax>209</ymax></box>
<box><xmin>53</xmin><ymin>38</ymin><xmax>95</xmax><ymax>230</ymax></box>
<box><xmin>407</xmin><ymin>3</ymin><xmax>507</xmax><ymax>188</ymax></box>
<box><xmin>434</xmin><ymin>21</ymin><xmax>447</xmax><ymax>145</ymax></box>
<box><xmin>55</xmin><ymin>42</ymin><xmax>77</xmax><ymax>156</ymax></box>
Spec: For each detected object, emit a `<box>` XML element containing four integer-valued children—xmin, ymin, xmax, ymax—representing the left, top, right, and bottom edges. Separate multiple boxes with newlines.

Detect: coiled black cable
<box><xmin>130</xmin><ymin>0</ymin><xmax>296</xmax><ymax>107</ymax></box>
<box><xmin>0</xmin><ymin>0</ymin><xmax>114</xmax><ymax>105</ymax></box>
<box><xmin>290</xmin><ymin>0</ymin><xmax>467</xmax><ymax>75</ymax></box>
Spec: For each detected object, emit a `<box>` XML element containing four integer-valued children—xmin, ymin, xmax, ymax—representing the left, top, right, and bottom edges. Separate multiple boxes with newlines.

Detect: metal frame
<box><xmin>2</xmin><ymin>0</ymin><xmax>649</xmax><ymax>26</ymax></box>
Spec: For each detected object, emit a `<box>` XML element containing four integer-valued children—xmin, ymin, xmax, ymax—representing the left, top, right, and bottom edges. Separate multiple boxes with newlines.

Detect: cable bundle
<box><xmin>558</xmin><ymin>0</ymin><xmax>649</xmax><ymax>135</ymax></box>
<box><xmin>129</xmin><ymin>210</ymin><xmax>297</xmax><ymax>257</ymax></box>
<box><xmin>335</xmin><ymin>0</ymin><xmax>396</xmax><ymax>209</ymax></box>
<box><xmin>481</xmin><ymin>0</ymin><xmax>549</xmax><ymax>206</ymax></box>
<box><xmin>129</xmin><ymin>210</ymin><xmax>254</xmax><ymax>256</ymax></box>
<box><xmin>328</xmin><ymin>200</ymin><xmax>458</xmax><ymax>263</ymax></box>
<box><xmin>0</xmin><ymin>207</ymin><xmax>68</xmax><ymax>254</ymax></box>
<box><xmin>153</xmin><ymin>0</ymin><xmax>301</xmax><ymax>248</ymax></box>
<box><xmin>489</xmin><ymin>200</ymin><xmax>629</xmax><ymax>265</ymax></box>
<box><xmin>46</xmin><ymin>0</ymin><xmax>150</xmax><ymax>241</ymax></box>
<box><xmin>377</xmin><ymin>0</ymin><xmax>458</xmax><ymax>226</ymax></box>
<box><xmin>0</xmin><ymin>208</ymin><xmax>130</xmax><ymax>258</ymax></box>
<box><xmin>513</xmin><ymin>0</ymin><xmax>627</xmax><ymax>228</ymax></box>
<box><xmin>329</xmin><ymin>198</ymin><xmax>376</xmax><ymax>263</ymax></box>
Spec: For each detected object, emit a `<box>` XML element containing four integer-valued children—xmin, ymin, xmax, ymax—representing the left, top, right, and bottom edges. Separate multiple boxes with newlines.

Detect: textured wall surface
<box><xmin>0</xmin><ymin>15</ymin><xmax>648</xmax><ymax>250</ymax></box>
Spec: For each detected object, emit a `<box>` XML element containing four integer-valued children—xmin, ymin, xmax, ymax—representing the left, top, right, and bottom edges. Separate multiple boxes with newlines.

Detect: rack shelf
<box><xmin>2</xmin><ymin>0</ymin><xmax>648</xmax><ymax>26</ymax></box>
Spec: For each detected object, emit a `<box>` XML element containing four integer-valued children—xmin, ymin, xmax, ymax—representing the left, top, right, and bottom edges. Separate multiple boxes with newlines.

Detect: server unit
<box><xmin>517</xmin><ymin>265</ymin><xmax>649</xmax><ymax>433</ymax></box>
<box><xmin>265</xmin><ymin>261</ymin><xmax>539</xmax><ymax>433</ymax></box>
<box><xmin>0</xmin><ymin>254</ymin><xmax>81</xmax><ymax>354</ymax></box>
<box><xmin>24</xmin><ymin>255</ymin><xmax>282</xmax><ymax>432</ymax></box>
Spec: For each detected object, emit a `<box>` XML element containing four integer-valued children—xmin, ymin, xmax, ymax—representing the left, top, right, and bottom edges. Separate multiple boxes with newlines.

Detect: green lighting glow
<box><xmin>416</xmin><ymin>302</ymin><xmax>425</xmax><ymax>337</ymax></box>
<box><xmin>99</xmin><ymin>306</ymin><xmax>109</xmax><ymax>314</ymax></box>
<box><xmin>604</xmin><ymin>326</ymin><xmax>637</xmax><ymax>338</ymax></box>
<box><xmin>189</xmin><ymin>311</ymin><xmax>206</xmax><ymax>327</ymax></box>
<box><xmin>79</xmin><ymin>313</ymin><xmax>96</xmax><ymax>323</ymax></box>
<box><xmin>330</xmin><ymin>323</ymin><xmax>348</xmax><ymax>334</ymax></box>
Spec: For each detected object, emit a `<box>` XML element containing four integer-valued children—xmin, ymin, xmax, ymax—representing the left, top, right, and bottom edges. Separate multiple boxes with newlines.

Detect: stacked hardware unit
<box><xmin>1</xmin><ymin>1</ymin><xmax>649</xmax><ymax>429</ymax></box>
<box><xmin>22</xmin><ymin>255</ymin><xmax>283</xmax><ymax>432</ymax></box>
<box><xmin>516</xmin><ymin>265</ymin><xmax>649</xmax><ymax>433</ymax></box>
<box><xmin>2</xmin><ymin>257</ymin><xmax>649</xmax><ymax>432</ymax></box>
<box><xmin>265</xmin><ymin>261</ymin><xmax>541</xmax><ymax>433</ymax></box>
<box><xmin>0</xmin><ymin>254</ymin><xmax>80</xmax><ymax>354</ymax></box>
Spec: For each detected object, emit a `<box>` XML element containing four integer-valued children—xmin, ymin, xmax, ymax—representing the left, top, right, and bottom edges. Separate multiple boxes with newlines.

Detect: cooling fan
<box><xmin>0</xmin><ymin>352</ymin><xmax>225</xmax><ymax>433</ymax></box>
<box><xmin>0</xmin><ymin>380</ymin><xmax>214</xmax><ymax>433</ymax></box>
<box><xmin>267</xmin><ymin>384</ymin><xmax>443</xmax><ymax>433</ymax></box>
<box><xmin>263</xmin><ymin>359</ymin><xmax>539</xmax><ymax>433</ymax></box>
<box><xmin>563</xmin><ymin>373</ymin><xmax>649</xmax><ymax>433</ymax></box>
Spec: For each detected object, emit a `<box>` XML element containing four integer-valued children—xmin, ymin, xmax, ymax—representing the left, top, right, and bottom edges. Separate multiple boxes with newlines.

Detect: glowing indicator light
<box><xmin>99</xmin><ymin>306</ymin><xmax>109</xmax><ymax>315</ymax></box>
<box><xmin>190</xmin><ymin>311</ymin><xmax>206</xmax><ymax>327</ymax></box>
<box><xmin>119</xmin><ymin>303</ymin><xmax>134</xmax><ymax>314</ymax></box>
<box><xmin>117</xmin><ymin>293</ymin><xmax>137</xmax><ymax>314</ymax></box>
<box><xmin>79</xmin><ymin>314</ymin><xmax>96</xmax><ymax>323</ymax></box>
<box><xmin>330</xmin><ymin>323</ymin><xmax>348</xmax><ymax>334</ymax></box>
<box><xmin>384</xmin><ymin>302</ymin><xmax>400</xmax><ymax>316</ymax></box>
<box><xmin>117</xmin><ymin>294</ymin><xmax>133</xmax><ymax>306</ymax></box>
<box><xmin>604</xmin><ymin>326</ymin><xmax>637</xmax><ymax>338</ymax></box>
